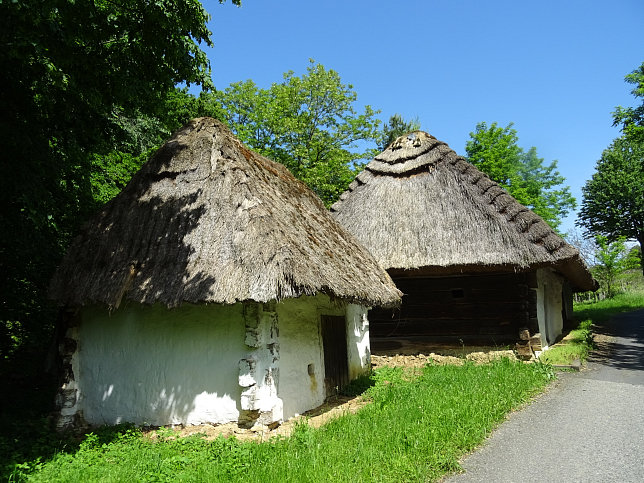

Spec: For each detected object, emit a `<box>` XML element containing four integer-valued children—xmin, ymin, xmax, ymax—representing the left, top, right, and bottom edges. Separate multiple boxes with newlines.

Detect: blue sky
<box><xmin>200</xmin><ymin>0</ymin><xmax>642</xmax><ymax>234</ymax></box>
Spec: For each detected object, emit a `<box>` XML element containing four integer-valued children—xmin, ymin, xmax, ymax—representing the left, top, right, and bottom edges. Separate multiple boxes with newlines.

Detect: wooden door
<box><xmin>321</xmin><ymin>315</ymin><xmax>349</xmax><ymax>396</ymax></box>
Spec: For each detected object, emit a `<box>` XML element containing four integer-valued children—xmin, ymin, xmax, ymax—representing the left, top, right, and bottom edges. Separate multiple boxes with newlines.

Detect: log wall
<box><xmin>369</xmin><ymin>273</ymin><xmax>538</xmax><ymax>344</ymax></box>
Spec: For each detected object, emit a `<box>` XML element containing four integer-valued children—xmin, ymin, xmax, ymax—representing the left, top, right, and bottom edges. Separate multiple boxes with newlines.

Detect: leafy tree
<box><xmin>213</xmin><ymin>60</ymin><xmax>382</xmax><ymax>205</ymax></box>
<box><xmin>161</xmin><ymin>88</ymin><xmax>227</xmax><ymax>134</ymax></box>
<box><xmin>517</xmin><ymin>147</ymin><xmax>576</xmax><ymax>231</ymax></box>
<box><xmin>0</xmin><ymin>0</ymin><xmax>238</xmax><ymax>372</ymax></box>
<box><xmin>613</xmin><ymin>62</ymin><xmax>644</xmax><ymax>143</ymax></box>
<box><xmin>465</xmin><ymin>122</ymin><xmax>524</xmax><ymax>188</ymax></box>
<box><xmin>592</xmin><ymin>236</ymin><xmax>628</xmax><ymax>298</ymax></box>
<box><xmin>378</xmin><ymin>114</ymin><xmax>421</xmax><ymax>151</ymax></box>
<box><xmin>578</xmin><ymin>136</ymin><xmax>644</xmax><ymax>275</ymax></box>
<box><xmin>623</xmin><ymin>245</ymin><xmax>642</xmax><ymax>271</ymax></box>
<box><xmin>465</xmin><ymin>122</ymin><xmax>576</xmax><ymax>231</ymax></box>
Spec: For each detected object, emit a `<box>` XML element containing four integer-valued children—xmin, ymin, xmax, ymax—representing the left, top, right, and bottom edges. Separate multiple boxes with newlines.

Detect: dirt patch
<box><xmin>371</xmin><ymin>350</ymin><xmax>517</xmax><ymax>370</ymax></box>
<box><xmin>143</xmin><ymin>395</ymin><xmax>369</xmax><ymax>443</ymax></box>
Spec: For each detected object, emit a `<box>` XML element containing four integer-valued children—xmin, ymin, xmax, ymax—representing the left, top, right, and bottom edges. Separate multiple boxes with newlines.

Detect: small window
<box><xmin>451</xmin><ymin>288</ymin><xmax>465</xmax><ymax>299</ymax></box>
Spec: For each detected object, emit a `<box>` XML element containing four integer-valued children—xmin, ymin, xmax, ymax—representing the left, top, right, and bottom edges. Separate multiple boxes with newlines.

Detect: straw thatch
<box><xmin>331</xmin><ymin>132</ymin><xmax>596</xmax><ymax>291</ymax></box>
<box><xmin>49</xmin><ymin>118</ymin><xmax>401</xmax><ymax>308</ymax></box>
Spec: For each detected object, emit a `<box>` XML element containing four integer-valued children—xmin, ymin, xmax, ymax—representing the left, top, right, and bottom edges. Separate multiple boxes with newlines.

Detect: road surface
<box><xmin>446</xmin><ymin>308</ymin><xmax>644</xmax><ymax>482</ymax></box>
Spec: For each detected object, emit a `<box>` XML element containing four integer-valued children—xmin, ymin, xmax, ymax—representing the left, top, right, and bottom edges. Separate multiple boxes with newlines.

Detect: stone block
<box><xmin>240</xmin><ymin>387</ymin><xmax>257</xmax><ymax>410</ymax></box>
<box><xmin>530</xmin><ymin>334</ymin><xmax>542</xmax><ymax>351</ymax></box>
<box><xmin>515</xmin><ymin>341</ymin><xmax>533</xmax><ymax>360</ymax></box>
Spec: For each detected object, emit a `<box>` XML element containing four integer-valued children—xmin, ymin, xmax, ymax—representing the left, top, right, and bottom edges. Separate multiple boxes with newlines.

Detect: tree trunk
<box><xmin>638</xmin><ymin>235</ymin><xmax>644</xmax><ymax>277</ymax></box>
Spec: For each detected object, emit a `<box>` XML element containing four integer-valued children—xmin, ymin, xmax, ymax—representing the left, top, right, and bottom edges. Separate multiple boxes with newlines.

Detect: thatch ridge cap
<box><xmin>375</xmin><ymin>131</ymin><xmax>443</xmax><ymax>164</ymax></box>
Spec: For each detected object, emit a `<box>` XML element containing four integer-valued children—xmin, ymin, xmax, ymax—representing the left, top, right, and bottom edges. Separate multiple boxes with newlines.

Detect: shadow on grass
<box><xmin>0</xmin><ymin>372</ymin><xmax>70</xmax><ymax>480</ymax></box>
<box><xmin>0</xmin><ymin>370</ymin><xmax>136</xmax><ymax>481</ymax></box>
<box><xmin>340</xmin><ymin>372</ymin><xmax>376</xmax><ymax>397</ymax></box>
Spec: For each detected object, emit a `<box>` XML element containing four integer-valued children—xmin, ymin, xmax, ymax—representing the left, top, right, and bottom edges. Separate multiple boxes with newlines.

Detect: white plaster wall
<box><xmin>72</xmin><ymin>296</ymin><xmax>373</xmax><ymax>427</ymax></box>
<box><xmin>345</xmin><ymin>304</ymin><xmax>371</xmax><ymax>381</ymax></box>
<box><xmin>76</xmin><ymin>303</ymin><xmax>246</xmax><ymax>427</ymax></box>
<box><xmin>536</xmin><ymin>268</ymin><xmax>564</xmax><ymax>346</ymax></box>
<box><xmin>277</xmin><ymin>296</ymin><xmax>372</xmax><ymax>420</ymax></box>
<box><xmin>277</xmin><ymin>295</ymin><xmax>335</xmax><ymax>419</ymax></box>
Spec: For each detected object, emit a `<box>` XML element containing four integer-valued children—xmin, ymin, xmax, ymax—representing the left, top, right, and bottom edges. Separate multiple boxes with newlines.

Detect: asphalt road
<box><xmin>446</xmin><ymin>308</ymin><xmax>644</xmax><ymax>483</ymax></box>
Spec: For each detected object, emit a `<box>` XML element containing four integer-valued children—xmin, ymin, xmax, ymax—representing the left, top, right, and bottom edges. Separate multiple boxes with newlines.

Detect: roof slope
<box><xmin>331</xmin><ymin>132</ymin><xmax>596</xmax><ymax>291</ymax></box>
<box><xmin>50</xmin><ymin>118</ymin><xmax>401</xmax><ymax>308</ymax></box>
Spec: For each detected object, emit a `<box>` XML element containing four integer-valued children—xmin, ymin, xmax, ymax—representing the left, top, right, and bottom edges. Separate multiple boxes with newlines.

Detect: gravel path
<box><xmin>445</xmin><ymin>308</ymin><xmax>644</xmax><ymax>483</ymax></box>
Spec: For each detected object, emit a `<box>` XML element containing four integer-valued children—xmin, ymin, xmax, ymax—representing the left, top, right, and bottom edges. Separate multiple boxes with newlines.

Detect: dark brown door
<box><xmin>321</xmin><ymin>315</ymin><xmax>349</xmax><ymax>396</ymax></box>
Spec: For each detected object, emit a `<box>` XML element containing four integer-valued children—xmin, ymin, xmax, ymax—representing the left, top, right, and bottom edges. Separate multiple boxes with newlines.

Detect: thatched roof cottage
<box><xmin>331</xmin><ymin>131</ymin><xmax>596</xmax><ymax>355</ymax></box>
<box><xmin>50</xmin><ymin>118</ymin><xmax>400</xmax><ymax>430</ymax></box>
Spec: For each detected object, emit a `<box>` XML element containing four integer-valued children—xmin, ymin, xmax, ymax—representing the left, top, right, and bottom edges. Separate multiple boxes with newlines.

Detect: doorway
<box><xmin>321</xmin><ymin>315</ymin><xmax>349</xmax><ymax>396</ymax></box>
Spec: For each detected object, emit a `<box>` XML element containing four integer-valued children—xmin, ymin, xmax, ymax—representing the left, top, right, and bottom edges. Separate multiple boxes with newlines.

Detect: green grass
<box><xmin>573</xmin><ymin>289</ymin><xmax>644</xmax><ymax>324</ymax></box>
<box><xmin>539</xmin><ymin>319</ymin><xmax>594</xmax><ymax>365</ymax></box>
<box><xmin>7</xmin><ymin>359</ymin><xmax>554</xmax><ymax>483</ymax></box>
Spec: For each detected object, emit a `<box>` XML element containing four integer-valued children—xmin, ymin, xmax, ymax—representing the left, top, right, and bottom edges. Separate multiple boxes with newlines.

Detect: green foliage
<box><xmin>0</xmin><ymin>0</ymin><xmax>238</xmax><ymax>375</ymax></box>
<box><xmin>624</xmin><ymin>245</ymin><xmax>642</xmax><ymax>271</ymax></box>
<box><xmin>465</xmin><ymin>122</ymin><xmax>575</xmax><ymax>231</ymax></box>
<box><xmin>592</xmin><ymin>236</ymin><xmax>629</xmax><ymax>298</ymax></box>
<box><xmin>156</xmin><ymin>87</ymin><xmax>228</xmax><ymax>135</ymax></box>
<box><xmin>517</xmin><ymin>147</ymin><xmax>576</xmax><ymax>230</ymax></box>
<box><xmin>213</xmin><ymin>60</ymin><xmax>382</xmax><ymax>206</ymax></box>
<box><xmin>15</xmin><ymin>361</ymin><xmax>553</xmax><ymax>482</ymax></box>
<box><xmin>578</xmin><ymin>135</ymin><xmax>644</xmax><ymax>274</ymax></box>
<box><xmin>378</xmin><ymin>113</ymin><xmax>422</xmax><ymax>150</ymax></box>
<box><xmin>613</xmin><ymin>62</ymin><xmax>644</xmax><ymax>143</ymax></box>
<box><xmin>466</xmin><ymin>122</ymin><xmax>524</xmax><ymax>188</ymax></box>
<box><xmin>90</xmin><ymin>150</ymin><xmax>150</xmax><ymax>204</ymax></box>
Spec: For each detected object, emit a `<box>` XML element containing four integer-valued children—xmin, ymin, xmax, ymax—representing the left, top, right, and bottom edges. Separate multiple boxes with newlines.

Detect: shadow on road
<box><xmin>588</xmin><ymin>308</ymin><xmax>644</xmax><ymax>372</ymax></box>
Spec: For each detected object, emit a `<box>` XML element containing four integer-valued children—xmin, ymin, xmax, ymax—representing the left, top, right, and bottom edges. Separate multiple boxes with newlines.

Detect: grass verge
<box><xmin>538</xmin><ymin>319</ymin><xmax>594</xmax><ymax>365</ymax></box>
<box><xmin>540</xmin><ymin>288</ymin><xmax>644</xmax><ymax>366</ymax></box>
<box><xmin>7</xmin><ymin>359</ymin><xmax>554</xmax><ymax>482</ymax></box>
<box><xmin>573</xmin><ymin>289</ymin><xmax>644</xmax><ymax>324</ymax></box>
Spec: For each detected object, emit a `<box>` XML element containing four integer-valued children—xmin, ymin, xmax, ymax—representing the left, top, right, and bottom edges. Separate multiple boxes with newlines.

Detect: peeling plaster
<box><xmin>56</xmin><ymin>296</ymin><xmax>372</xmax><ymax>430</ymax></box>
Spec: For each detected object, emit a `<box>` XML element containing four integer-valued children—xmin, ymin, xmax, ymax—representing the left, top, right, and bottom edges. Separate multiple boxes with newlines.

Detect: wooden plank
<box><xmin>369</xmin><ymin>317</ymin><xmax>521</xmax><ymax>337</ymax></box>
<box><xmin>393</xmin><ymin>273</ymin><xmax>529</xmax><ymax>292</ymax></box>
<box><xmin>396</xmin><ymin>302</ymin><xmax>526</xmax><ymax>319</ymax></box>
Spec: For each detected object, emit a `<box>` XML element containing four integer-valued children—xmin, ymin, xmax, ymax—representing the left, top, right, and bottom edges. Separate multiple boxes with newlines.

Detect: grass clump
<box><xmin>15</xmin><ymin>359</ymin><xmax>554</xmax><ymax>483</ymax></box>
<box><xmin>539</xmin><ymin>319</ymin><xmax>594</xmax><ymax>365</ymax></box>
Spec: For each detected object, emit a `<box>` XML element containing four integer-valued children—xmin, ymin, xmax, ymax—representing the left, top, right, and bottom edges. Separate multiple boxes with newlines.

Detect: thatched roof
<box><xmin>331</xmin><ymin>132</ymin><xmax>596</xmax><ymax>291</ymax></box>
<box><xmin>50</xmin><ymin>118</ymin><xmax>401</xmax><ymax>308</ymax></box>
